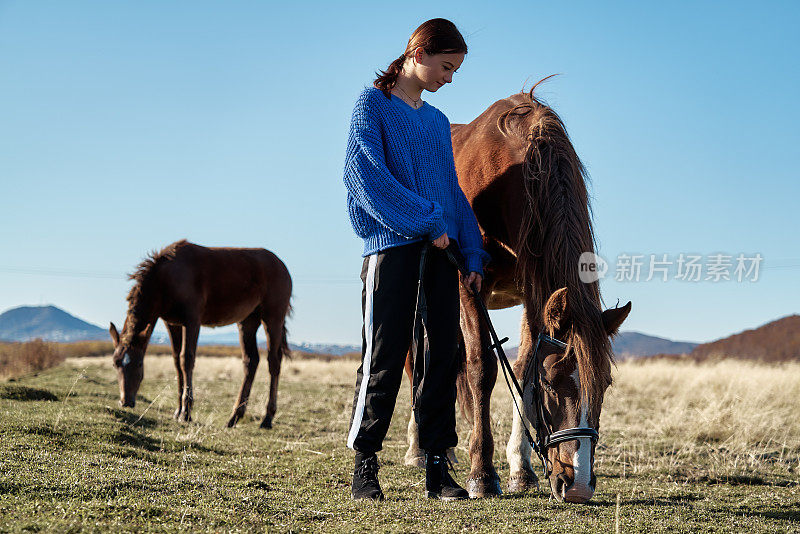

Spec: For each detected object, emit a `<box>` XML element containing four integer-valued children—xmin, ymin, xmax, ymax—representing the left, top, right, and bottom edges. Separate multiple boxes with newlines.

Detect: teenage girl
<box><xmin>343</xmin><ymin>18</ymin><xmax>490</xmax><ymax>501</ymax></box>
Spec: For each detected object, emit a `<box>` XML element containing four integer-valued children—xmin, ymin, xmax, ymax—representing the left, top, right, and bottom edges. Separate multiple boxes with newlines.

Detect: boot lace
<box><xmin>429</xmin><ymin>452</ymin><xmax>457</xmax><ymax>480</ymax></box>
<box><xmin>356</xmin><ymin>455</ymin><xmax>380</xmax><ymax>481</ymax></box>
<box><xmin>430</xmin><ymin>452</ymin><xmax>454</xmax><ymax>468</ymax></box>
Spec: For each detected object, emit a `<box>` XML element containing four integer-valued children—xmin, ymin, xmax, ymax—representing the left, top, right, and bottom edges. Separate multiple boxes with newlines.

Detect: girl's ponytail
<box><xmin>374</xmin><ymin>54</ymin><xmax>407</xmax><ymax>98</ymax></box>
<box><xmin>373</xmin><ymin>18</ymin><xmax>467</xmax><ymax>100</ymax></box>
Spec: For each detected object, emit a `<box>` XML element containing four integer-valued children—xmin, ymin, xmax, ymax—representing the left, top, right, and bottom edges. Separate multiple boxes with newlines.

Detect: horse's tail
<box><xmin>455</xmin><ymin>328</ymin><xmax>473</xmax><ymax>425</ymax></box>
<box><xmin>281</xmin><ymin>303</ymin><xmax>293</xmax><ymax>360</ymax></box>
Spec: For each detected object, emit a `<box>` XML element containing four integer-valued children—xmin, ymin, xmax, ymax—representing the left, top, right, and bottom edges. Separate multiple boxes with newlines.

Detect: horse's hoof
<box><xmin>260</xmin><ymin>416</ymin><xmax>272</xmax><ymax>429</ymax></box>
<box><xmin>508</xmin><ymin>470</ymin><xmax>540</xmax><ymax>493</ymax></box>
<box><xmin>178</xmin><ymin>412</ymin><xmax>192</xmax><ymax>423</ymax></box>
<box><xmin>226</xmin><ymin>415</ymin><xmax>239</xmax><ymax>428</ymax></box>
<box><xmin>403</xmin><ymin>454</ymin><xmax>425</xmax><ymax>468</ymax></box>
<box><xmin>466</xmin><ymin>475</ymin><xmax>502</xmax><ymax>498</ymax></box>
<box><xmin>172</xmin><ymin>410</ymin><xmax>181</xmax><ymax>420</ymax></box>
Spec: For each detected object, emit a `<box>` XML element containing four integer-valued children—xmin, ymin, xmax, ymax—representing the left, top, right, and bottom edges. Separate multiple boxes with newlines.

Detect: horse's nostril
<box><xmin>555</xmin><ymin>474</ymin><xmax>571</xmax><ymax>498</ymax></box>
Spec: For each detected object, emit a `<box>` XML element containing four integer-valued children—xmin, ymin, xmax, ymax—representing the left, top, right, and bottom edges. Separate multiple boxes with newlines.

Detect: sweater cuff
<box><xmin>466</xmin><ymin>254</ymin><xmax>486</xmax><ymax>278</ymax></box>
<box><xmin>429</xmin><ymin>217</ymin><xmax>448</xmax><ymax>242</ymax></box>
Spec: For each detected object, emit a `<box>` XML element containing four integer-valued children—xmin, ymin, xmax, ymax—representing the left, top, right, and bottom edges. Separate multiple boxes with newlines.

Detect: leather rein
<box><xmin>441</xmin><ymin>243</ymin><xmax>599</xmax><ymax>480</ymax></box>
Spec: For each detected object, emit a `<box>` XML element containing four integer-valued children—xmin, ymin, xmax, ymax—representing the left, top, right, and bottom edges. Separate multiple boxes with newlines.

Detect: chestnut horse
<box><xmin>404</xmin><ymin>81</ymin><xmax>631</xmax><ymax>502</ymax></box>
<box><xmin>109</xmin><ymin>240</ymin><xmax>292</xmax><ymax>428</ymax></box>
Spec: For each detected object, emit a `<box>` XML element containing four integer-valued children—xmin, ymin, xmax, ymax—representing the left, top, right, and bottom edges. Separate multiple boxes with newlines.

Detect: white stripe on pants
<box><xmin>347</xmin><ymin>253</ymin><xmax>377</xmax><ymax>449</ymax></box>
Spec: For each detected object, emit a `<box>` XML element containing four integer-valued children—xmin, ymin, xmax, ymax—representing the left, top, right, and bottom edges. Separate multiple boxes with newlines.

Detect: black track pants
<box><xmin>347</xmin><ymin>241</ymin><xmax>460</xmax><ymax>454</ymax></box>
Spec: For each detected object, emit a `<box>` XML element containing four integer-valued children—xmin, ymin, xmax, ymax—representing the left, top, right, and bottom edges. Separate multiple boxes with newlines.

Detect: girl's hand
<box><xmin>465</xmin><ymin>272</ymin><xmax>482</xmax><ymax>293</ymax></box>
<box><xmin>432</xmin><ymin>232</ymin><xmax>449</xmax><ymax>249</ymax></box>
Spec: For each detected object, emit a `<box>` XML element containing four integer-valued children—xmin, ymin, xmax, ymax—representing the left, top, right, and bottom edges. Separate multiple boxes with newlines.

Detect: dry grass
<box><xmin>66</xmin><ymin>353</ymin><xmax>359</xmax><ymax>386</ymax></box>
<box><xmin>54</xmin><ymin>340</ymin><xmax>118</xmax><ymax>358</ymax></box>
<box><xmin>598</xmin><ymin>359</ymin><xmax>800</xmax><ymax>482</ymax></box>
<box><xmin>65</xmin><ymin>353</ymin><xmax>800</xmax><ymax>482</ymax></box>
<box><xmin>0</xmin><ymin>339</ymin><xmax>65</xmax><ymax>380</ymax></box>
<box><xmin>55</xmin><ymin>340</ymin><xmax>361</xmax><ymax>360</ymax></box>
<box><xmin>1</xmin><ymin>355</ymin><xmax>798</xmax><ymax>531</ymax></box>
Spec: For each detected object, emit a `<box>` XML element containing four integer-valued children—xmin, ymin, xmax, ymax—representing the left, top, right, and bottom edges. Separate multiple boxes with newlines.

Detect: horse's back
<box><xmin>158</xmin><ymin>241</ymin><xmax>291</xmax><ymax>326</ymax></box>
<box><xmin>171</xmin><ymin>242</ymin><xmax>288</xmax><ymax>278</ymax></box>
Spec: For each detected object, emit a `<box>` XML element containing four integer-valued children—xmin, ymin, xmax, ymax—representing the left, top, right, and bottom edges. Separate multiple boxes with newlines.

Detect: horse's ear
<box><xmin>602</xmin><ymin>301</ymin><xmax>632</xmax><ymax>336</ymax></box>
<box><xmin>544</xmin><ymin>287</ymin><xmax>570</xmax><ymax>333</ymax></box>
<box><xmin>109</xmin><ymin>322</ymin><xmax>120</xmax><ymax>347</ymax></box>
<box><xmin>139</xmin><ymin>322</ymin><xmax>155</xmax><ymax>340</ymax></box>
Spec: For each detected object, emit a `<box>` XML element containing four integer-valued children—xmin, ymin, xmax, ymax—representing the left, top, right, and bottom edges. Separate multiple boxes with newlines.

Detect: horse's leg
<box><xmin>402</xmin><ymin>346</ymin><xmax>425</xmax><ymax>467</ymax></box>
<box><xmin>260</xmin><ymin>315</ymin><xmax>285</xmax><ymax>429</ymax></box>
<box><xmin>507</xmin><ymin>394</ymin><xmax>539</xmax><ymax>492</ymax></box>
<box><xmin>226</xmin><ymin>311</ymin><xmax>262</xmax><ymax>428</ymax></box>
<box><xmin>166</xmin><ymin>323</ymin><xmax>184</xmax><ymax>420</ymax></box>
<box><xmin>506</xmin><ymin>307</ymin><xmax>540</xmax><ymax>492</ymax></box>
<box><xmin>402</xmin><ymin>332</ymin><xmax>459</xmax><ymax>468</ymax></box>
<box><xmin>178</xmin><ymin>321</ymin><xmax>200</xmax><ymax>423</ymax></box>
<box><xmin>460</xmin><ymin>284</ymin><xmax>502</xmax><ymax>497</ymax></box>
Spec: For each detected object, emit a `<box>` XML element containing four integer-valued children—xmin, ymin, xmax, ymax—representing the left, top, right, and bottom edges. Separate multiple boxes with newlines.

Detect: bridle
<box><xmin>523</xmin><ymin>333</ymin><xmax>599</xmax><ymax>477</ymax></box>
<box><xmin>440</xmin><ymin>244</ymin><xmax>599</xmax><ymax>480</ymax></box>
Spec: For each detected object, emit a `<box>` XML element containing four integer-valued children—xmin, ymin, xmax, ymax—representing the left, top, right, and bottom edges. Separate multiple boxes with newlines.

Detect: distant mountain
<box><xmin>292</xmin><ymin>342</ymin><xmax>360</xmax><ymax>355</ymax></box>
<box><xmin>505</xmin><ymin>345</ymin><xmax>519</xmax><ymax>360</ymax></box>
<box><xmin>690</xmin><ymin>315</ymin><xmax>800</xmax><ymax>362</ymax></box>
<box><xmin>197</xmin><ymin>334</ymin><xmax>362</xmax><ymax>355</ymax></box>
<box><xmin>612</xmin><ymin>331</ymin><xmax>698</xmax><ymax>359</ymax></box>
<box><xmin>153</xmin><ymin>330</ymin><xmax>360</xmax><ymax>355</ymax></box>
<box><xmin>0</xmin><ymin>305</ymin><xmax>107</xmax><ymax>342</ymax></box>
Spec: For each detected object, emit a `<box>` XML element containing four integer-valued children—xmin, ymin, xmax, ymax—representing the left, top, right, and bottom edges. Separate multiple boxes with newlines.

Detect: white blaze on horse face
<box><xmin>571</xmin><ymin>404</ymin><xmax>592</xmax><ymax>487</ymax></box>
<box><xmin>566</xmin><ymin>368</ymin><xmax>594</xmax><ymax>501</ymax></box>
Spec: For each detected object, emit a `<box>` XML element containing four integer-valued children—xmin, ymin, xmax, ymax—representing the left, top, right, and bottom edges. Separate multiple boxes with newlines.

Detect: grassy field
<box><xmin>0</xmin><ymin>355</ymin><xmax>798</xmax><ymax>533</ymax></box>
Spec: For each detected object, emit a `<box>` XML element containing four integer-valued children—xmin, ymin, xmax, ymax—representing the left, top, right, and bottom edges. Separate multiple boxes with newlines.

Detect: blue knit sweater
<box><xmin>343</xmin><ymin>86</ymin><xmax>491</xmax><ymax>276</ymax></box>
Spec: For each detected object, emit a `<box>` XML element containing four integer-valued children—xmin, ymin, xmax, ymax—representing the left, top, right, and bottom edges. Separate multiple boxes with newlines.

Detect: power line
<box><xmin>0</xmin><ymin>266</ymin><xmax>361</xmax><ymax>284</ymax></box>
<box><xmin>0</xmin><ymin>267</ymin><xmax>122</xmax><ymax>279</ymax></box>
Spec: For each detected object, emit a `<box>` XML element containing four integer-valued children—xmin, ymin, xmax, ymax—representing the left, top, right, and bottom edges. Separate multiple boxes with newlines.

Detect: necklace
<box><xmin>395</xmin><ymin>84</ymin><xmax>422</xmax><ymax>109</ymax></box>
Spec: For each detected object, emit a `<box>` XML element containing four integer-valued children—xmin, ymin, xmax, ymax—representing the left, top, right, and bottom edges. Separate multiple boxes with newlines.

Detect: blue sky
<box><xmin>1</xmin><ymin>1</ymin><xmax>798</xmax><ymax>346</ymax></box>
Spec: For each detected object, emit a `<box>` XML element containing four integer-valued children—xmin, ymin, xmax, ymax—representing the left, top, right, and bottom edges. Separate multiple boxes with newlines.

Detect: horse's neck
<box><xmin>128</xmin><ymin>275</ymin><xmax>163</xmax><ymax>321</ymax></box>
<box><xmin>125</xmin><ymin>306</ymin><xmax>157</xmax><ymax>339</ymax></box>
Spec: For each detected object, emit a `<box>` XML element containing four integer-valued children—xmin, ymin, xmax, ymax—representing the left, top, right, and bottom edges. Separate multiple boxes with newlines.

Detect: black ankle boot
<box><xmin>425</xmin><ymin>450</ymin><xmax>469</xmax><ymax>500</ymax></box>
<box><xmin>352</xmin><ymin>452</ymin><xmax>384</xmax><ymax>501</ymax></box>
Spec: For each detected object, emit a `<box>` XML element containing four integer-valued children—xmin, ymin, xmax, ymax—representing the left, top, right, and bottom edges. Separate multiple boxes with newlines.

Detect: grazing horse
<box><xmin>404</xmin><ymin>80</ymin><xmax>631</xmax><ymax>502</ymax></box>
<box><xmin>109</xmin><ymin>240</ymin><xmax>292</xmax><ymax>428</ymax></box>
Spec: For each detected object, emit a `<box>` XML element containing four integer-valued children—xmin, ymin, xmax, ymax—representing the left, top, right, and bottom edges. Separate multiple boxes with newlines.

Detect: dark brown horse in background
<box><xmin>404</xmin><ymin>79</ymin><xmax>631</xmax><ymax>502</ymax></box>
<box><xmin>109</xmin><ymin>240</ymin><xmax>292</xmax><ymax>428</ymax></box>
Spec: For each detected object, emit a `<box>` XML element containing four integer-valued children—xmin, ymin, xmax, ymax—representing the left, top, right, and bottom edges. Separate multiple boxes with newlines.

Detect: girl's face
<box><xmin>411</xmin><ymin>49</ymin><xmax>465</xmax><ymax>92</ymax></box>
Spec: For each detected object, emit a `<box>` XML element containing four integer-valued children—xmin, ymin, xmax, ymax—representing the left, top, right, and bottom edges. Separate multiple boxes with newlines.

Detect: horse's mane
<box><xmin>498</xmin><ymin>77</ymin><xmax>613</xmax><ymax>407</ymax></box>
<box><xmin>123</xmin><ymin>239</ymin><xmax>187</xmax><ymax>342</ymax></box>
